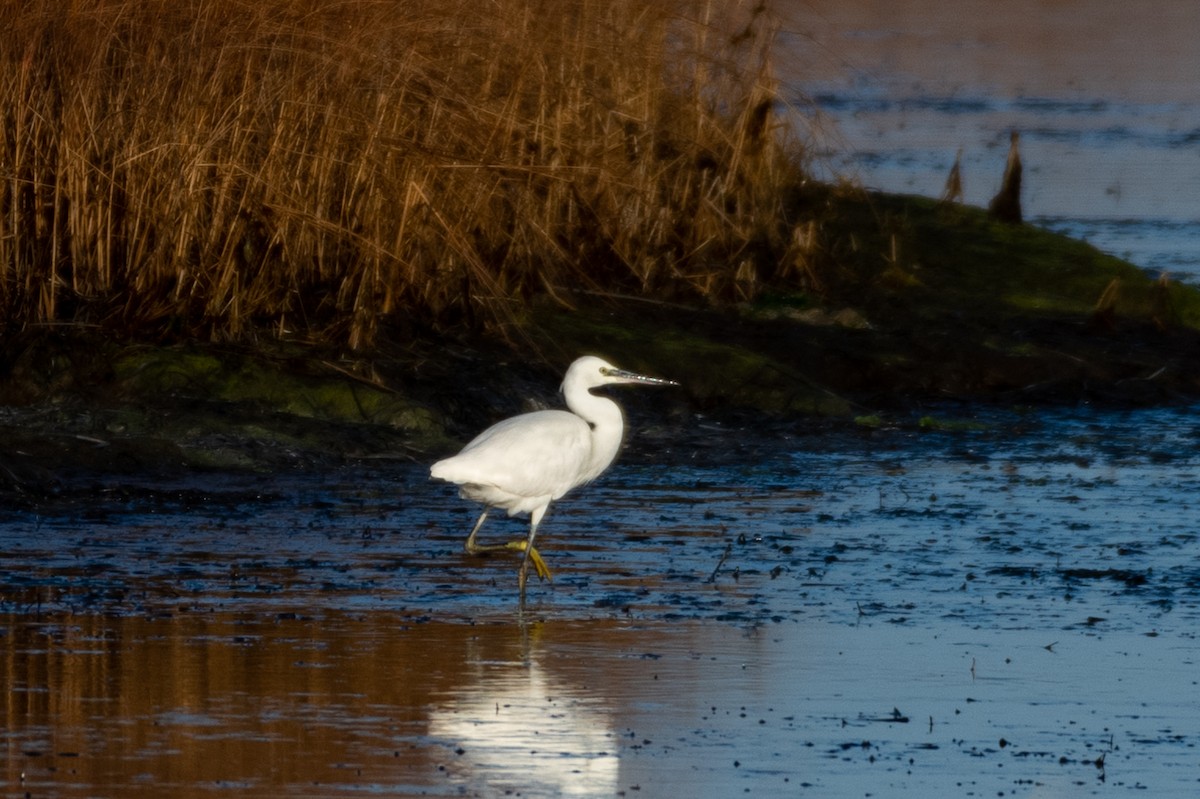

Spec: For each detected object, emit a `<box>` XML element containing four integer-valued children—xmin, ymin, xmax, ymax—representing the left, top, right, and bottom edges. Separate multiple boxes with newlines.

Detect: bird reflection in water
<box><xmin>427</xmin><ymin>622</ymin><xmax>619</xmax><ymax>796</ymax></box>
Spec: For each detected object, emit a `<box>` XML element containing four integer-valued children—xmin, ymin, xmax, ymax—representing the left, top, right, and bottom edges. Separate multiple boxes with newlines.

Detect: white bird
<box><xmin>430</xmin><ymin>355</ymin><xmax>677</xmax><ymax>597</ymax></box>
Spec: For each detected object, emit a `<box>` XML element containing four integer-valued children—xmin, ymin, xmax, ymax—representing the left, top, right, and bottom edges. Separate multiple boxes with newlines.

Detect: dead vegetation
<box><xmin>0</xmin><ymin>0</ymin><xmax>809</xmax><ymax>348</ymax></box>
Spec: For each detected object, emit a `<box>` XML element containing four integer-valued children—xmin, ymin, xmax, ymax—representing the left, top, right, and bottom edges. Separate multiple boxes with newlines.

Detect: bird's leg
<box><xmin>506</xmin><ymin>536</ymin><xmax>551</xmax><ymax>591</ymax></box>
<box><xmin>463</xmin><ymin>508</ymin><xmax>491</xmax><ymax>555</ymax></box>
<box><xmin>463</xmin><ymin>506</ymin><xmax>552</xmax><ymax>586</ymax></box>
<box><xmin>510</xmin><ymin>505</ymin><xmax>551</xmax><ymax>597</ymax></box>
<box><xmin>514</xmin><ymin>521</ymin><xmax>542</xmax><ymax>598</ymax></box>
<box><xmin>520</xmin><ymin>519</ymin><xmax>539</xmax><ymax>590</ymax></box>
<box><xmin>517</xmin><ymin>533</ymin><xmax>535</xmax><ymax>598</ymax></box>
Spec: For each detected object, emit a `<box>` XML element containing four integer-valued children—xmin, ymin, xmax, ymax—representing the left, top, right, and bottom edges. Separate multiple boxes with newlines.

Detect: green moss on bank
<box><xmin>522</xmin><ymin>188</ymin><xmax>1200</xmax><ymax>415</ymax></box>
<box><xmin>112</xmin><ymin>346</ymin><xmax>438</xmax><ymax>432</ymax></box>
<box><xmin>4</xmin><ymin>185</ymin><xmax>1200</xmax><ymax>483</ymax></box>
<box><xmin>531</xmin><ymin>304</ymin><xmax>850</xmax><ymax>416</ymax></box>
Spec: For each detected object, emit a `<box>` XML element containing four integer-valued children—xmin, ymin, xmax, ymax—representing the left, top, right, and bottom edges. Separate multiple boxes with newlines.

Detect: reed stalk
<box><xmin>0</xmin><ymin>0</ymin><xmax>806</xmax><ymax>347</ymax></box>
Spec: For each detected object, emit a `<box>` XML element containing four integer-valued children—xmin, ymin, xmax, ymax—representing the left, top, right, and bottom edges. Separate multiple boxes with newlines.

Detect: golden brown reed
<box><xmin>0</xmin><ymin>0</ymin><xmax>806</xmax><ymax>348</ymax></box>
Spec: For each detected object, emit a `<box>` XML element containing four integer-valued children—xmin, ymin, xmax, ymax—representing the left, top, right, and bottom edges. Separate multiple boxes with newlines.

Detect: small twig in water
<box><xmin>708</xmin><ymin>543</ymin><xmax>732</xmax><ymax>583</ymax></box>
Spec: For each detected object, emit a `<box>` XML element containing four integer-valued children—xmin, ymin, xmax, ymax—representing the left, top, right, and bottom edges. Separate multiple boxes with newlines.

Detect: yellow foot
<box><xmin>504</xmin><ymin>540</ymin><xmax>552</xmax><ymax>582</ymax></box>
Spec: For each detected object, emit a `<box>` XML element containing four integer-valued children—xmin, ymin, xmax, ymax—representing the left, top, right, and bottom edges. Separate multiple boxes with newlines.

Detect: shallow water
<box><xmin>780</xmin><ymin>0</ymin><xmax>1200</xmax><ymax>280</ymax></box>
<box><xmin>4</xmin><ymin>404</ymin><xmax>1200</xmax><ymax>796</ymax></box>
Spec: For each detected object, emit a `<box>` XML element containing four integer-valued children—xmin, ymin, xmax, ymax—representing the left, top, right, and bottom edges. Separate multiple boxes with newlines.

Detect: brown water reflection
<box><xmin>6</xmin><ymin>613</ymin><xmax>550</xmax><ymax>796</ymax></box>
<box><xmin>3</xmin><ymin>612</ymin><xmax>753</xmax><ymax>797</ymax></box>
<box><xmin>7</xmin><ymin>604</ymin><xmax>1198</xmax><ymax>797</ymax></box>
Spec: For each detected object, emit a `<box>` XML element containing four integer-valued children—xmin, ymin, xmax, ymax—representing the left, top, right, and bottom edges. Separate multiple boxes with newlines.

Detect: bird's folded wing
<box><xmin>432</xmin><ymin>410</ymin><xmax>593</xmax><ymax>501</ymax></box>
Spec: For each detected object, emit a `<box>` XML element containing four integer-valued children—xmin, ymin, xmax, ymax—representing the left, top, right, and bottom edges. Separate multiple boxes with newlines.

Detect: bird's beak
<box><xmin>602</xmin><ymin>367</ymin><xmax>679</xmax><ymax>387</ymax></box>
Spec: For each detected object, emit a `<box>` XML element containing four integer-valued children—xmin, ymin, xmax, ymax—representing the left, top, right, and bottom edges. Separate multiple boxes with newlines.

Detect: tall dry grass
<box><xmin>0</xmin><ymin>0</ymin><xmax>807</xmax><ymax>348</ymax></box>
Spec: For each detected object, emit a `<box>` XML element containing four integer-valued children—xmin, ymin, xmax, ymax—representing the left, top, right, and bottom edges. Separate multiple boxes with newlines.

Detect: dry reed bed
<box><xmin>0</xmin><ymin>0</ymin><xmax>807</xmax><ymax>348</ymax></box>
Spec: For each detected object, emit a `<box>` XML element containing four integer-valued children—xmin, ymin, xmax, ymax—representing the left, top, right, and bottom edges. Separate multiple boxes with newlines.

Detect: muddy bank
<box><xmin>2</xmin><ymin>189</ymin><xmax>1199</xmax><ymax>489</ymax></box>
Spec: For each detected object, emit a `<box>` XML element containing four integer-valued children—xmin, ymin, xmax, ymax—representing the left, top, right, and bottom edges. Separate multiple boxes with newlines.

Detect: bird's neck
<box><xmin>567</xmin><ymin>389</ymin><xmax>626</xmax><ymax>478</ymax></box>
<box><xmin>567</xmin><ymin>388</ymin><xmax>624</xmax><ymax>431</ymax></box>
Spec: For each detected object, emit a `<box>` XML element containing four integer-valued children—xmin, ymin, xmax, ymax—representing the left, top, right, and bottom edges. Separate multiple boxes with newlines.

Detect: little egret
<box><xmin>430</xmin><ymin>355</ymin><xmax>677</xmax><ymax>597</ymax></box>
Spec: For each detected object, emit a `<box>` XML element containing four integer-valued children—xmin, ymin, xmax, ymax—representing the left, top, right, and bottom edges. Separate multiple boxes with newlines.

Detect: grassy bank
<box><xmin>3</xmin><ymin>184</ymin><xmax>1200</xmax><ymax>485</ymax></box>
<box><xmin>1</xmin><ymin>0</ymin><xmax>801</xmax><ymax>348</ymax></box>
<box><xmin>5</xmin><ymin>1</ymin><xmax>1200</xmax><ymax>485</ymax></box>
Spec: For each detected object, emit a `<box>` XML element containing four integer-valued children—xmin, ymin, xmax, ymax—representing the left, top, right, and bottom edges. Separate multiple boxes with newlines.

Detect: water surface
<box><xmin>4</xmin><ymin>405</ymin><xmax>1200</xmax><ymax>796</ymax></box>
<box><xmin>780</xmin><ymin>0</ymin><xmax>1200</xmax><ymax>280</ymax></box>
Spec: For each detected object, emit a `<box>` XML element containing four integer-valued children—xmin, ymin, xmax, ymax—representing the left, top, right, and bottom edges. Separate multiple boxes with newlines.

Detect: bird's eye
<box><xmin>599</xmin><ymin>367</ymin><xmax>613</xmax><ymax>376</ymax></box>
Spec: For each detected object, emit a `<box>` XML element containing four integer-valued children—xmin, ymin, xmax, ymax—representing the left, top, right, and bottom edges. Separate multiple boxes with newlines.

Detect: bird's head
<box><xmin>561</xmin><ymin>355</ymin><xmax>678</xmax><ymax>394</ymax></box>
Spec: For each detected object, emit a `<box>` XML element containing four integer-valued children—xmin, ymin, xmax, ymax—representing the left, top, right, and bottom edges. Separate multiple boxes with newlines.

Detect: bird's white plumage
<box><xmin>430</xmin><ymin>354</ymin><xmax>675</xmax><ymax>594</ymax></box>
<box><xmin>430</xmin><ymin>409</ymin><xmax>595</xmax><ymax>515</ymax></box>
